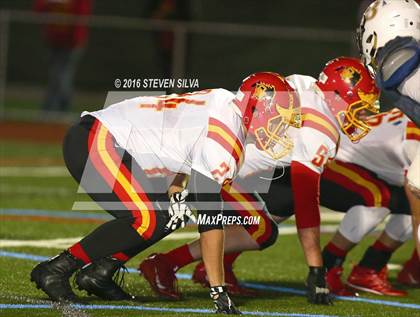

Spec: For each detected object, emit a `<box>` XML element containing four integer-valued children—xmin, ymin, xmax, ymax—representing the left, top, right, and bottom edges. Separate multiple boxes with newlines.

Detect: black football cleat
<box><xmin>30</xmin><ymin>251</ymin><xmax>83</xmax><ymax>302</ymax></box>
<box><xmin>75</xmin><ymin>257</ymin><xmax>135</xmax><ymax>301</ymax></box>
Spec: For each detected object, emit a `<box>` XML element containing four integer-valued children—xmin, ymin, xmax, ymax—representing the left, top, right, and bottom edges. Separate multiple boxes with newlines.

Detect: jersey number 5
<box><xmin>311</xmin><ymin>145</ymin><xmax>329</xmax><ymax>168</ymax></box>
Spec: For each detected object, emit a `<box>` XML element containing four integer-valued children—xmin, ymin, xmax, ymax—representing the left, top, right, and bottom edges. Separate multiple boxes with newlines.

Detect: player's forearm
<box><xmin>200</xmin><ymin>229</ymin><xmax>225</xmax><ymax>286</ymax></box>
<box><xmin>297</xmin><ymin>227</ymin><xmax>323</xmax><ymax>267</ymax></box>
<box><xmin>168</xmin><ymin>173</ymin><xmax>189</xmax><ymax>197</ymax></box>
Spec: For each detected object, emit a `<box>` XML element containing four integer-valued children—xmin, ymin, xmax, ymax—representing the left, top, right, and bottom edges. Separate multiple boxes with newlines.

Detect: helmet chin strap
<box><xmin>258</xmin><ymin>162</ymin><xmax>285</xmax><ymax>181</ymax></box>
<box><xmin>232</xmin><ymin>98</ymin><xmax>254</xmax><ymax>132</ymax></box>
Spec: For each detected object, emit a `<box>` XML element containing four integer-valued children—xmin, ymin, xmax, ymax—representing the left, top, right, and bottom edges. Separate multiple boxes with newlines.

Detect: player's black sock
<box><xmin>358</xmin><ymin>241</ymin><xmax>393</xmax><ymax>272</ymax></box>
<box><xmin>322</xmin><ymin>242</ymin><xmax>347</xmax><ymax>270</ymax></box>
<box><xmin>76</xmin><ymin>217</ymin><xmax>148</xmax><ymax>262</ymax></box>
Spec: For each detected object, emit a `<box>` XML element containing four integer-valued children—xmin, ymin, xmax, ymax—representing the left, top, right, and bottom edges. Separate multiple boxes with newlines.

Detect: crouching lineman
<box><xmin>139</xmin><ymin>57</ymin><xmax>379</xmax><ymax>305</ymax></box>
<box><xmin>30</xmin><ymin>72</ymin><xmax>300</xmax><ymax>314</ymax></box>
<box><xmin>357</xmin><ymin>0</ymin><xmax>420</xmax><ymax>257</ymax></box>
<box><xmin>321</xmin><ymin>109</ymin><xmax>418</xmax><ymax>296</ymax></box>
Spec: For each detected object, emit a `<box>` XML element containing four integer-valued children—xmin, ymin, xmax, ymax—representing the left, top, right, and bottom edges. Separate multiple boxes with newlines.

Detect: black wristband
<box><xmin>308</xmin><ymin>266</ymin><xmax>326</xmax><ymax>274</ymax></box>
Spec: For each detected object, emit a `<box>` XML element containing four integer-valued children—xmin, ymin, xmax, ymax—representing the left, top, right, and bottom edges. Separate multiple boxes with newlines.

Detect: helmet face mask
<box><xmin>337</xmin><ymin>96</ymin><xmax>379</xmax><ymax>142</ymax></box>
<box><xmin>254</xmin><ymin>115</ymin><xmax>294</xmax><ymax>160</ymax></box>
<box><xmin>234</xmin><ymin>72</ymin><xmax>301</xmax><ymax>160</ymax></box>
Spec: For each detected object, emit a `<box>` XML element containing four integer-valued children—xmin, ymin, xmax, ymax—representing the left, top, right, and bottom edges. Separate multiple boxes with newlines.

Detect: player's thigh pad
<box><xmin>338</xmin><ymin>206</ymin><xmax>390</xmax><ymax>243</ymax></box>
<box><xmin>384</xmin><ymin>214</ymin><xmax>413</xmax><ymax>242</ymax></box>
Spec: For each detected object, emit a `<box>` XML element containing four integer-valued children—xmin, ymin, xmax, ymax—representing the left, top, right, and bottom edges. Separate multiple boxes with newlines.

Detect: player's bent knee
<box><xmin>251</xmin><ymin>217</ymin><xmax>279</xmax><ymax>250</ymax></box>
<box><xmin>258</xmin><ymin>223</ymin><xmax>279</xmax><ymax>250</ymax></box>
<box><xmin>384</xmin><ymin>214</ymin><xmax>413</xmax><ymax>242</ymax></box>
<box><xmin>338</xmin><ymin>205</ymin><xmax>390</xmax><ymax>244</ymax></box>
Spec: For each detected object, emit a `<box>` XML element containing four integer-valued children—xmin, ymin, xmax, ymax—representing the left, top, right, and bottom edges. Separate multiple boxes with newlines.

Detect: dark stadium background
<box><xmin>0</xmin><ymin>0</ymin><xmax>362</xmax><ymax>119</ymax></box>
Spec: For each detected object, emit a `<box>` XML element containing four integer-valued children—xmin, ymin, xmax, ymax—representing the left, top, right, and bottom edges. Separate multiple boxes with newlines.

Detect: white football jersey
<box><xmin>238</xmin><ymin>74</ymin><xmax>340</xmax><ymax>178</ymax></box>
<box><xmin>336</xmin><ymin>109</ymin><xmax>416</xmax><ymax>186</ymax></box>
<box><xmin>83</xmin><ymin>89</ymin><xmax>246</xmax><ymax>185</ymax></box>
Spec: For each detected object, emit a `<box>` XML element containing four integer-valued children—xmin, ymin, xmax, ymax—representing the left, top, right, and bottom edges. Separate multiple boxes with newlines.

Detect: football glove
<box><xmin>210</xmin><ymin>286</ymin><xmax>241</xmax><ymax>315</ymax></box>
<box><xmin>306</xmin><ymin>266</ymin><xmax>333</xmax><ymax>305</ymax></box>
<box><xmin>165</xmin><ymin>189</ymin><xmax>196</xmax><ymax>231</ymax></box>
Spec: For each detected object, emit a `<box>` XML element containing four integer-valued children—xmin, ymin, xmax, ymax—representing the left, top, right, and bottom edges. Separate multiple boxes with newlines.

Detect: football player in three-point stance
<box><xmin>139</xmin><ymin>57</ymin><xmax>379</xmax><ymax>305</ymax></box>
<box><xmin>357</xmin><ymin>0</ymin><xmax>420</xmax><ymax>258</ymax></box>
<box><xmin>30</xmin><ymin>72</ymin><xmax>299</xmax><ymax>314</ymax></box>
<box><xmin>321</xmin><ymin>109</ymin><xmax>418</xmax><ymax>296</ymax></box>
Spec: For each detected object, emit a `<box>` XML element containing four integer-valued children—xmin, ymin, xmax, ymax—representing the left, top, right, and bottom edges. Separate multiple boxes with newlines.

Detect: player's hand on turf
<box><xmin>306</xmin><ymin>266</ymin><xmax>333</xmax><ymax>305</ymax></box>
<box><xmin>166</xmin><ymin>190</ymin><xmax>196</xmax><ymax>230</ymax></box>
<box><xmin>210</xmin><ymin>286</ymin><xmax>241</xmax><ymax>314</ymax></box>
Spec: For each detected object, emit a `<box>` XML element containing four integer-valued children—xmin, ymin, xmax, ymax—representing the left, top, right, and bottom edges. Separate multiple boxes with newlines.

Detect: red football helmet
<box><xmin>316</xmin><ymin>57</ymin><xmax>379</xmax><ymax>142</ymax></box>
<box><xmin>233</xmin><ymin>72</ymin><xmax>301</xmax><ymax>159</ymax></box>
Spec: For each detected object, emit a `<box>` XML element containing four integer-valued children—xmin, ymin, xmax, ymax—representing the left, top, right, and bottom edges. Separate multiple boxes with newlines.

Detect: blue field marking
<box><xmin>0</xmin><ymin>250</ymin><xmax>48</xmax><ymax>262</ymax></box>
<box><xmin>0</xmin><ymin>303</ymin><xmax>345</xmax><ymax>317</ymax></box>
<box><xmin>1</xmin><ymin>250</ymin><xmax>420</xmax><ymax>311</ymax></box>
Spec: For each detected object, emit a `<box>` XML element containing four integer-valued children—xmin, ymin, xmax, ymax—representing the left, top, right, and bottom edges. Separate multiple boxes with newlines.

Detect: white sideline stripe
<box><xmin>387</xmin><ymin>263</ymin><xmax>403</xmax><ymax>271</ymax></box>
<box><xmin>0</xmin><ymin>232</ymin><xmax>199</xmax><ymax>249</ymax></box>
<box><xmin>0</xmin><ymin>166</ymin><xmax>69</xmax><ymax>177</ymax></box>
<box><xmin>320</xmin><ymin>209</ymin><xmax>345</xmax><ymax>222</ymax></box>
<box><xmin>0</xmin><ymin>225</ymin><xmax>342</xmax><ymax>249</ymax></box>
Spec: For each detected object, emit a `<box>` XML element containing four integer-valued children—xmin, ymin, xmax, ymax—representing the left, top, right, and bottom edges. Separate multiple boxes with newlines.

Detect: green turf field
<box><xmin>0</xmin><ymin>140</ymin><xmax>419</xmax><ymax>317</ymax></box>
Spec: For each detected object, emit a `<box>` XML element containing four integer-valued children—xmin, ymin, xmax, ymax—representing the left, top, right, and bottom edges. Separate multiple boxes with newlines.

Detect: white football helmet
<box><xmin>357</xmin><ymin>0</ymin><xmax>420</xmax><ymax>72</ymax></box>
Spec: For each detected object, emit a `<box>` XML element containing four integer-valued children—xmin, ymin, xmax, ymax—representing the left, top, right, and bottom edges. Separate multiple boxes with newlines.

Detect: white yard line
<box><xmin>0</xmin><ymin>232</ymin><xmax>199</xmax><ymax>249</ymax></box>
<box><xmin>0</xmin><ymin>225</ymin><xmax>343</xmax><ymax>249</ymax></box>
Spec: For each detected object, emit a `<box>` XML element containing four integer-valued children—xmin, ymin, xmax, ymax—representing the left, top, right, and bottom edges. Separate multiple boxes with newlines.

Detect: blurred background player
<box><xmin>30</xmin><ymin>72</ymin><xmax>298</xmax><ymax>314</ymax></box>
<box><xmin>357</xmin><ymin>0</ymin><xmax>420</xmax><ymax>258</ymax></box>
<box><xmin>139</xmin><ymin>57</ymin><xmax>379</xmax><ymax>305</ymax></box>
<box><xmin>33</xmin><ymin>0</ymin><xmax>92</xmax><ymax>113</ymax></box>
<box><xmin>147</xmin><ymin>0</ymin><xmax>191</xmax><ymax>82</ymax></box>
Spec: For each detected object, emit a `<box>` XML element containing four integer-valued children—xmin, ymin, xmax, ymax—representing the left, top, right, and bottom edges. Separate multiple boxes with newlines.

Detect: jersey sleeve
<box><xmin>198</xmin><ymin>135</ymin><xmax>241</xmax><ymax>185</ymax></box>
<box><xmin>289</xmin><ymin>127</ymin><xmax>337</xmax><ymax>229</ymax></box>
<box><xmin>291</xmin><ymin>160</ymin><xmax>321</xmax><ymax>229</ymax></box>
<box><xmin>192</xmin><ymin>109</ymin><xmax>244</xmax><ymax>185</ymax></box>
<box><xmin>291</xmin><ymin>127</ymin><xmax>338</xmax><ymax>174</ymax></box>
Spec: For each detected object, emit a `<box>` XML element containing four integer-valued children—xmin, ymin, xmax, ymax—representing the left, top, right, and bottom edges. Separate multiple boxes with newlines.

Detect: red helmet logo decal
<box><xmin>338</xmin><ymin>66</ymin><xmax>362</xmax><ymax>88</ymax></box>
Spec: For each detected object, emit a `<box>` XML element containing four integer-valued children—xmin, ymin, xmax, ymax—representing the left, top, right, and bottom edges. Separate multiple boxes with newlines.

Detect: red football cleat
<box><xmin>192</xmin><ymin>262</ymin><xmax>258</xmax><ymax>297</ymax></box>
<box><xmin>347</xmin><ymin>265</ymin><xmax>407</xmax><ymax>297</ymax></box>
<box><xmin>138</xmin><ymin>253</ymin><xmax>181</xmax><ymax>300</ymax></box>
<box><xmin>397</xmin><ymin>257</ymin><xmax>420</xmax><ymax>287</ymax></box>
<box><xmin>191</xmin><ymin>262</ymin><xmax>210</xmax><ymax>288</ymax></box>
<box><xmin>326</xmin><ymin>267</ymin><xmax>357</xmax><ymax>296</ymax></box>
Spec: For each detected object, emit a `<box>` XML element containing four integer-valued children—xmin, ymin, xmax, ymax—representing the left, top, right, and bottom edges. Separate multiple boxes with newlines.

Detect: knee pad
<box><xmin>255</xmin><ymin>217</ymin><xmax>279</xmax><ymax>250</ymax></box>
<box><xmin>338</xmin><ymin>206</ymin><xmax>390</xmax><ymax>244</ymax></box>
<box><xmin>384</xmin><ymin>214</ymin><xmax>413</xmax><ymax>242</ymax></box>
